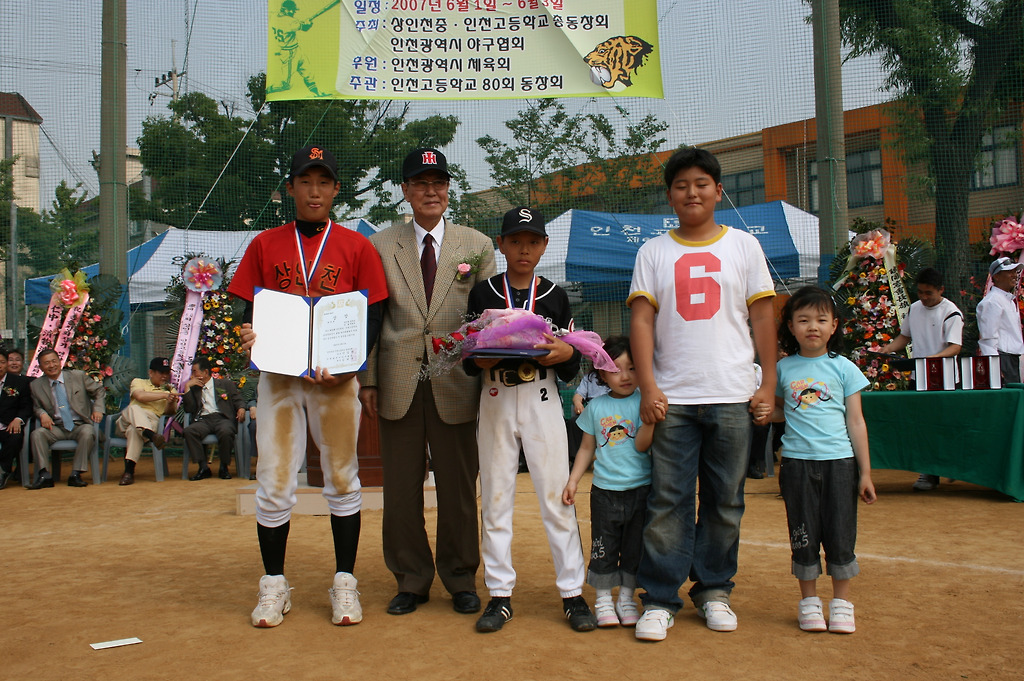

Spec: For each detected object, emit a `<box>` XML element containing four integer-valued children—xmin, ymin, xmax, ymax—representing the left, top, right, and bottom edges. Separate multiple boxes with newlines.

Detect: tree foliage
<box><xmin>836</xmin><ymin>0</ymin><xmax>1024</xmax><ymax>305</ymax></box>
<box><xmin>463</xmin><ymin>100</ymin><xmax>669</xmax><ymax>235</ymax></box>
<box><xmin>135</xmin><ymin>74</ymin><xmax>461</xmax><ymax>231</ymax></box>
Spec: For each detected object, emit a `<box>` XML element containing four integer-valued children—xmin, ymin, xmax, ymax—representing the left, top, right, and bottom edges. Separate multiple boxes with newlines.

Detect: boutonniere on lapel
<box><xmin>219</xmin><ymin>392</ymin><xmax>229</xmax><ymax>401</ymax></box>
<box><xmin>455</xmin><ymin>249</ymin><xmax>488</xmax><ymax>281</ymax></box>
<box><xmin>3</xmin><ymin>387</ymin><xmax>18</xmax><ymax>397</ymax></box>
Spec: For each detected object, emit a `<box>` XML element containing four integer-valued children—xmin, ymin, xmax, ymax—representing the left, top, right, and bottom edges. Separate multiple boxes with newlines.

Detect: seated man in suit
<box><xmin>28</xmin><ymin>348</ymin><xmax>105</xmax><ymax>489</ymax></box>
<box><xmin>182</xmin><ymin>356</ymin><xmax>245</xmax><ymax>480</ymax></box>
<box><xmin>0</xmin><ymin>349</ymin><xmax>33</xmax><ymax>489</ymax></box>
<box><xmin>114</xmin><ymin>356</ymin><xmax>179</xmax><ymax>486</ymax></box>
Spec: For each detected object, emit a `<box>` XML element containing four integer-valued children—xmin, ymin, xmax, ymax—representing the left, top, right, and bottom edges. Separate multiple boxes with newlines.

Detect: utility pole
<box><xmin>812</xmin><ymin>0</ymin><xmax>848</xmax><ymax>283</ymax></box>
<box><xmin>99</xmin><ymin>0</ymin><xmax>127</xmax><ymax>285</ymax></box>
<box><xmin>149</xmin><ymin>40</ymin><xmax>185</xmax><ymax>115</ymax></box>
<box><xmin>4</xmin><ymin>115</ymin><xmax>17</xmax><ymax>346</ymax></box>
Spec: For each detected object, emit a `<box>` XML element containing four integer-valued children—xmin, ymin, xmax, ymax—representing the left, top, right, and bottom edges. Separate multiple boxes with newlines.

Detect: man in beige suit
<box><xmin>359</xmin><ymin>148</ymin><xmax>496</xmax><ymax>617</ymax></box>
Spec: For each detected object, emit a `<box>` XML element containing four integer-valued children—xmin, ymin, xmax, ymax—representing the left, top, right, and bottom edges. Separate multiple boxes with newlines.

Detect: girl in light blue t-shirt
<box><xmin>776</xmin><ymin>286</ymin><xmax>877</xmax><ymax>635</ymax></box>
<box><xmin>562</xmin><ymin>336</ymin><xmax>663</xmax><ymax>629</ymax></box>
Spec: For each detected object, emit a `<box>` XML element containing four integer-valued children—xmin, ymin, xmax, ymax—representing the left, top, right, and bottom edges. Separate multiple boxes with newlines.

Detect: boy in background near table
<box><xmin>976</xmin><ymin>257</ymin><xmax>1024</xmax><ymax>384</ymax></box>
<box><xmin>115</xmin><ymin>357</ymin><xmax>178</xmax><ymax>486</ymax></box>
<box><xmin>466</xmin><ymin>206</ymin><xmax>597</xmax><ymax>634</ymax></box>
<box><xmin>881</xmin><ymin>267</ymin><xmax>963</xmax><ymax>491</ymax></box>
<box><xmin>627</xmin><ymin>147</ymin><xmax>777</xmax><ymax>641</ymax></box>
<box><xmin>232</xmin><ymin>145</ymin><xmax>388</xmax><ymax>628</ymax></box>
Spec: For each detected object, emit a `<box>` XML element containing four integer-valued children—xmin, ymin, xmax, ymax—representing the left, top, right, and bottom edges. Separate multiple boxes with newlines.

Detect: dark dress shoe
<box><xmin>27</xmin><ymin>474</ymin><xmax>54</xmax><ymax>490</ymax></box>
<box><xmin>190</xmin><ymin>467</ymin><xmax>212</xmax><ymax>481</ymax></box>
<box><xmin>142</xmin><ymin>429</ymin><xmax>166</xmax><ymax>449</ymax></box>
<box><xmin>387</xmin><ymin>592</ymin><xmax>429</xmax><ymax>615</ymax></box>
<box><xmin>67</xmin><ymin>473</ymin><xmax>88</xmax><ymax>488</ymax></box>
<box><xmin>452</xmin><ymin>591</ymin><xmax>481</xmax><ymax>614</ymax></box>
<box><xmin>0</xmin><ymin>471</ymin><xmax>9</xmax><ymax>490</ymax></box>
<box><xmin>219</xmin><ymin>467</ymin><xmax>232</xmax><ymax>480</ymax></box>
<box><xmin>119</xmin><ymin>471</ymin><xmax>135</xmax><ymax>486</ymax></box>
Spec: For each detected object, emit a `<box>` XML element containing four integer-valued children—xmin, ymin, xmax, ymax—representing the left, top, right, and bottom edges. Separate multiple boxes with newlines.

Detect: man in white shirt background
<box><xmin>976</xmin><ymin>257</ymin><xmax>1024</xmax><ymax>384</ymax></box>
<box><xmin>182</xmin><ymin>356</ymin><xmax>245</xmax><ymax>481</ymax></box>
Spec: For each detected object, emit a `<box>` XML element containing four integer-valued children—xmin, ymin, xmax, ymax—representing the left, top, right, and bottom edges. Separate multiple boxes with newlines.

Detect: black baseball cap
<box><xmin>149</xmin><ymin>357</ymin><xmax>171</xmax><ymax>373</ymax></box>
<box><xmin>402</xmin><ymin>147</ymin><xmax>451</xmax><ymax>180</ymax></box>
<box><xmin>500</xmin><ymin>206</ymin><xmax>546</xmax><ymax>237</ymax></box>
<box><xmin>290</xmin><ymin>145</ymin><xmax>338</xmax><ymax>180</ymax></box>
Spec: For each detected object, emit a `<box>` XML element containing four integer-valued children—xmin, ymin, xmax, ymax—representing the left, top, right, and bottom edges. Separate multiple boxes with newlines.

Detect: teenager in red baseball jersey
<box><xmin>231</xmin><ymin>145</ymin><xmax>387</xmax><ymax>628</ymax></box>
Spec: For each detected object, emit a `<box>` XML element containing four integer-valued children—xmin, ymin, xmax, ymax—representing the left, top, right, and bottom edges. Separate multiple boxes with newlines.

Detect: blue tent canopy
<box><xmin>517</xmin><ymin>202</ymin><xmax>820</xmax><ymax>302</ymax></box>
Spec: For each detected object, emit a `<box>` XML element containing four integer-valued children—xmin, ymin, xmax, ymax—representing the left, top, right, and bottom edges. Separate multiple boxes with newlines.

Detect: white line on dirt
<box><xmin>740</xmin><ymin>540</ymin><xmax>1024</xmax><ymax>576</ymax></box>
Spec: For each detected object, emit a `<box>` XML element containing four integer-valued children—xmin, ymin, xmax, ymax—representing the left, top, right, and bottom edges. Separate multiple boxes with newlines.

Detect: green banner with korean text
<box><xmin>267</xmin><ymin>0</ymin><xmax>662</xmax><ymax>100</ymax></box>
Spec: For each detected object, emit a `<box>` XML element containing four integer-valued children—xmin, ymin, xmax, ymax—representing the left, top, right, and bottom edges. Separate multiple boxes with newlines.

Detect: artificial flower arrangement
<box><xmin>164</xmin><ymin>254</ymin><xmax>250</xmax><ymax>381</ymax></box>
<box><xmin>988</xmin><ymin>212</ymin><xmax>1024</xmax><ymax>322</ymax></box>
<box><xmin>424</xmin><ymin>308</ymin><xmax>617</xmax><ymax>379</ymax></box>
<box><xmin>455</xmin><ymin>249</ymin><xmax>489</xmax><ymax>282</ymax></box>
<box><xmin>830</xmin><ymin>220</ymin><xmax>932</xmax><ymax>390</ymax></box>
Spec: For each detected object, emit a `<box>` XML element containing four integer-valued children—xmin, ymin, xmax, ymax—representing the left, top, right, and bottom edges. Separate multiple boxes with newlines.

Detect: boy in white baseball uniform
<box><xmin>466</xmin><ymin>207</ymin><xmax>597</xmax><ymax>633</ymax></box>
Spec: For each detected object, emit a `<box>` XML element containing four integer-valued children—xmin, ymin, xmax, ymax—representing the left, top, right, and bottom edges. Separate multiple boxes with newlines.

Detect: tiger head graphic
<box><xmin>584</xmin><ymin>35</ymin><xmax>654</xmax><ymax>89</ymax></box>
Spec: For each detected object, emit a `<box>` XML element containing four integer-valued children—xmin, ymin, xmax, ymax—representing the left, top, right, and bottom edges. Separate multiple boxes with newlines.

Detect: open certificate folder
<box><xmin>250</xmin><ymin>288</ymin><xmax>368</xmax><ymax>377</ymax></box>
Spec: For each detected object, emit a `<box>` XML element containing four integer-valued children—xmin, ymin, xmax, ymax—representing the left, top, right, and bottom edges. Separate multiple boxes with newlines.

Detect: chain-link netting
<box><xmin>1</xmin><ymin>0</ymin><xmax>1022</xmax><ymax>402</ymax></box>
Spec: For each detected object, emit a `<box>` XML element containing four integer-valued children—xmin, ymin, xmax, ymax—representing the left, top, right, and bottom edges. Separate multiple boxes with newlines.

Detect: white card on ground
<box><xmin>90</xmin><ymin>637</ymin><xmax>143</xmax><ymax>650</ymax></box>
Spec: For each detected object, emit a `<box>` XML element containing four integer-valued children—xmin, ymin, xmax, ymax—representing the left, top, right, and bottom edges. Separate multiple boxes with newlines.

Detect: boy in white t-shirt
<box><xmin>881</xmin><ymin>267</ymin><xmax>963</xmax><ymax>491</ymax></box>
<box><xmin>627</xmin><ymin>147</ymin><xmax>777</xmax><ymax>641</ymax></box>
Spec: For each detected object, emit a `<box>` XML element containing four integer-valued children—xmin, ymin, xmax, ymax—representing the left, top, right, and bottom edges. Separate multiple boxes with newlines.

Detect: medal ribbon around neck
<box><xmin>502</xmin><ymin>273</ymin><xmax>538</xmax><ymax>311</ymax></box>
<box><xmin>293</xmin><ymin>220</ymin><xmax>333</xmax><ymax>295</ymax></box>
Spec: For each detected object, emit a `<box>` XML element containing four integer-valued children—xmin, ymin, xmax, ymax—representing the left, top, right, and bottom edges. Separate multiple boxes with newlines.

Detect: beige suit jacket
<box><xmin>31</xmin><ymin>370</ymin><xmax>105</xmax><ymax>422</ymax></box>
<box><xmin>362</xmin><ymin>219</ymin><xmax>496</xmax><ymax>423</ymax></box>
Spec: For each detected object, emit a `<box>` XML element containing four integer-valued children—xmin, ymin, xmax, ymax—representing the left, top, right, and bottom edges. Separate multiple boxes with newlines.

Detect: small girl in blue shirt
<box><xmin>776</xmin><ymin>286</ymin><xmax>876</xmax><ymax>634</ymax></box>
<box><xmin>562</xmin><ymin>336</ymin><xmax>663</xmax><ymax>628</ymax></box>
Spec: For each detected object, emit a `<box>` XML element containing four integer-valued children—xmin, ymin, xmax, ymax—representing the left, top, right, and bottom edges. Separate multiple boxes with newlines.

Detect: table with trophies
<box><xmin>861</xmin><ymin>356</ymin><xmax>1024</xmax><ymax>501</ymax></box>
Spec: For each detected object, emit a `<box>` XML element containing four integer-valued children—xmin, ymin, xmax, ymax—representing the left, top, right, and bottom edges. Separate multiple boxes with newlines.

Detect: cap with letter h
<box><xmin>402</xmin><ymin>147</ymin><xmax>451</xmax><ymax>180</ymax></box>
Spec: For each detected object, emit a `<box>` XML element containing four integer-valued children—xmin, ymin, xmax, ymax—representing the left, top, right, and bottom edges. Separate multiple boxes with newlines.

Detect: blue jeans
<box><xmin>587</xmin><ymin>484</ymin><xmax>650</xmax><ymax>589</ymax></box>
<box><xmin>637</xmin><ymin>403</ymin><xmax>751</xmax><ymax>613</ymax></box>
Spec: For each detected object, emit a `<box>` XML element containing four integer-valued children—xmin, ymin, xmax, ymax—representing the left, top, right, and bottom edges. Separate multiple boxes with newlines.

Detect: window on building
<box><xmin>721</xmin><ymin>169</ymin><xmax>764</xmax><ymax>208</ymax></box>
<box><xmin>971</xmin><ymin>125</ymin><xmax>1019</xmax><ymax>191</ymax></box>
<box><xmin>808</xmin><ymin>149</ymin><xmax>883</xmax><ymax>212</ymax></box>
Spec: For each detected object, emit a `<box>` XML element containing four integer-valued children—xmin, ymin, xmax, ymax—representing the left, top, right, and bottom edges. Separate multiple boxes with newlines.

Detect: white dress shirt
<box><xmin>977</xmin><ymin>286</ymin><xmax>1024</xmax><ymax>355</ymax></box>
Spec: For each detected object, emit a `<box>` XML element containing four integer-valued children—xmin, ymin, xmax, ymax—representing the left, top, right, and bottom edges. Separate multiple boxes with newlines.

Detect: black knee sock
<box><xmin>124</xmin><ymin>459</ymin><xmax>136</xmax><ymax>474</ymax></box>
<box><xmin>257</xmin><ymin>521</ymin><xmax>290</xmax><ymax>576</ymax></box>
<box><xmin>330</xmin><ymin>512</ymin><xmax>360</xmax><ymax>574</ymax></box>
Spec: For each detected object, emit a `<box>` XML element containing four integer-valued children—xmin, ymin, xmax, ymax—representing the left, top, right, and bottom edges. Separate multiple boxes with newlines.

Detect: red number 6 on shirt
<box><xmin>674</xmin><ymin>252</ymin><xmax>721</xmax><ymax>320</ymax></box>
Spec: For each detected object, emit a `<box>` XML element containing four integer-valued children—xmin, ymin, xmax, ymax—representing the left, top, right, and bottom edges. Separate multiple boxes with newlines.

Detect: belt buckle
<box><xmin>499</xmin><ymin>369</ymin><xmax>519</xmax><ymax>387</ymax></box>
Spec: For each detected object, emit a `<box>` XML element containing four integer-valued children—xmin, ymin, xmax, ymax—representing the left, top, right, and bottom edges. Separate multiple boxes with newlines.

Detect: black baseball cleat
<box><xmin>476</xmin><ymin>597</ymin><xmax>512</xmax><ymax>633</ymax></box>
<box><xmin>563</xmin><ymin>595</ymin><xmax>597</xmax><ymax>632</ymax></box>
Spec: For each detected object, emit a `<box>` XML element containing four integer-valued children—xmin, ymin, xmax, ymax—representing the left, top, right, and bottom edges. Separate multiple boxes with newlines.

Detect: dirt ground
<box><xmin>5</xmin><ymin>461</ymin><xmax>1023</xmax><ymax>681</ymax></box>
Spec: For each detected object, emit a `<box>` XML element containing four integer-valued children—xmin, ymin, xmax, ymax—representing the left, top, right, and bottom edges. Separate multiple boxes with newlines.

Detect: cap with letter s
<box><xmin>500</xmin><ymin>206</ymin><xmax>546</xmax><ymax>237</ymax></box>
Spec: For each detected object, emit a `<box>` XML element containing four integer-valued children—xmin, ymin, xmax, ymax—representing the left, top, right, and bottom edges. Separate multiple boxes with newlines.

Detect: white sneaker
<box><xmin>699</xmin><ymin>601</ymin><xmax>738</xmax><ymax>632</ymax></box>
<box><xmin>912</xmin><ymin>473</ymin><xmax>939</xmax><ymax>491</ymax></box>
<box><xmin>594</xmin><ymin>595</ymin><xmax>618</xmax><ymax>627</ymax></box>
<box><xmin>828</xmin><ymin>598</ymin><xmax>855</xmax><ymax>634</ymax></box>
<box><xmin>634</xmin><ymin>609</ymin><xmax>674</xmax><ymax>641</ymax></box>
<box><xmin>615</xmin><ymin>597</ymin><xmax>641</xmax><ymax>627</ymax></box>
<box><xmin>251</xmin><ymin>575</ymin><xmax>291</xmax><ymax>628</ymax></box>
<box><xmin>329</xmin><ymin>572</ymin><xmax>362</xmax><ymax>625</ymax></box>
<box><xmin>798</xmin><ymin>596</ymin><xmax>827</xmax><ymax>632</ymax></box>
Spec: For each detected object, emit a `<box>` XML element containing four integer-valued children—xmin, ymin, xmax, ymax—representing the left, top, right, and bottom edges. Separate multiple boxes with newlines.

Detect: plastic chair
<box><xmin>180</xmin><ymin>412</ymin><xmax>249</xmax><ymax>480</ymax></box>
<box><xmin>19</xmin><ymin>418</ymin><xmax>102</xmax><ymax>485</ymax></box>
<box><xmin>101</xmin><ymin>414</ymin><xmax>170</xmax><ymax>482</ymax></box>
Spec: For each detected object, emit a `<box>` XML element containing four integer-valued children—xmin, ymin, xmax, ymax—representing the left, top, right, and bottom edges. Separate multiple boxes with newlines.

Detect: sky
<box><xmin>0</xmin><ymin>0</ymin><xmax>889</xmax><ymax>213</ymax></box>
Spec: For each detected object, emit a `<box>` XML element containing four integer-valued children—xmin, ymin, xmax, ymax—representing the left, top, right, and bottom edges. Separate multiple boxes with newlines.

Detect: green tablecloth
<box><xmin>862</xmin><ymin>388</ymin><xmax>1024</xmax><ymax>501</ymax></box>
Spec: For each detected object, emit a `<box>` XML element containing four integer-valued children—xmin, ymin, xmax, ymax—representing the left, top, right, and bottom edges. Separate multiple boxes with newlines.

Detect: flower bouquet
<box><xmin>424</xmin><ymin>308</ymin><xmax>617</xmax><ymax>379</ymax></box>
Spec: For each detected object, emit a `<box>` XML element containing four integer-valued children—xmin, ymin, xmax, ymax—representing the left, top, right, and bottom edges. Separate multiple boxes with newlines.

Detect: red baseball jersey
<box><xmin>228</xmin><ymin>221</ymin><xmax>387</xmax><ymax>304</ymax></box>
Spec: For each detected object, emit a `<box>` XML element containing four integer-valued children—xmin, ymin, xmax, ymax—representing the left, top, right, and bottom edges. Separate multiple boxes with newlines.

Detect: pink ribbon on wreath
<box><xmin>170</xmin><ymin>289</ymin><xmax>206</xmax><ymax>392</ymax></box>
<box><xmin>26</xmin><ymin>292</ymin><xmax>90</xmax><ymax>377</ymax></box>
